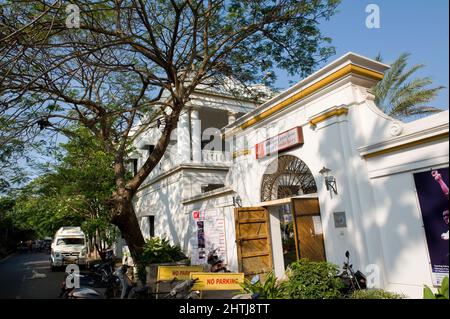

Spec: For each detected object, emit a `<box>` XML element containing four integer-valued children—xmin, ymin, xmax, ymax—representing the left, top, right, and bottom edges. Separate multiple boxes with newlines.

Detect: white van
<box><xmin>50</xmin><ymin>227</ymin><xmax>87</xmax><ymax>270</ymax></box>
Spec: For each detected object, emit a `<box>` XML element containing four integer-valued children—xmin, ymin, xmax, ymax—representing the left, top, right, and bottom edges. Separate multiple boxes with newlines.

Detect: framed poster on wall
<box><xmin>192</xmin><ymin>209</ymin><xmax>227</xmax><ymax>265</ymax></box>
<box><xmin>413</xmin><ymin>168</ymin><xmax>449</xmax><ymax>286</ymax></box>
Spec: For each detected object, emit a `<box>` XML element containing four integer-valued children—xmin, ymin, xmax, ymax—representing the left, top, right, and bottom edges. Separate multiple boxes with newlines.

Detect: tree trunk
<box><xmin>111</xmin><ymin>198</ymin><xmax>145</xmax><ymax>263</ymax></box>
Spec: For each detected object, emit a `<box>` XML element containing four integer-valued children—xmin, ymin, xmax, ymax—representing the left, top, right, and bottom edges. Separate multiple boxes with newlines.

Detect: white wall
<box><xmin>134</xmin><ymin>170</ymin><xmax>189</xmax><ymax>248</ymax></box>
<box><xmin>132</xmin><ymin>54</ymin><xmax>449</xmax><ymax>298</ymax></box>
<box><xmin>363</xmin><ymin>135</ymin><xmax>449</xmax><ymax>298</ymax></box>
<box><xmin>228</xmin><ymin>81</ymin><xmax>378</xmax><ymax>272</ymax></box>
<box><xmin>184</xmin><ymin>194</ymin><xmax>238</xmax><ymax>272</ymax></box>
<box><xmin>370</xmin><ymin>172</ymin><xmax>435</xmax><ymax>298</ymax></box>
<box><xmin>227</xmin><ymin>73</ymin><xmax>449</xmax><ymax>298</ymax></box>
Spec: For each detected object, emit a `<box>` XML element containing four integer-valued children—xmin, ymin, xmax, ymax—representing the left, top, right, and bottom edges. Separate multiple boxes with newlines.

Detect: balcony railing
<box><xmin>146</xmin><ymin>149</ymin><xmax>231</xmax><ymax>182</ymax></box>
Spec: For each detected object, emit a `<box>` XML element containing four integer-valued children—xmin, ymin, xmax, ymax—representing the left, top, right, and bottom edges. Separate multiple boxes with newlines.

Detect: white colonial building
<box><xmin>131</xmin><ymin>52</ymin><xmax>449</xmax><ymax>298</ymax></box>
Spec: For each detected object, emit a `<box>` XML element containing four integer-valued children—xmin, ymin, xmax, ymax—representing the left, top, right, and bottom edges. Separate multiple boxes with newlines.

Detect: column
<box><xmin>177</xmin><ymin>110</ymin><xmax>190</xmax><ymax>163</ymax></box>
<box><xmin>191</xmin><ymin>107</ymin><xmax>202</xmax><ymax>163</ymax></box>
<box><xmin>226</xmin><ymin>112</ymin><xmax>237</xmax><ymax>153</ymax></box>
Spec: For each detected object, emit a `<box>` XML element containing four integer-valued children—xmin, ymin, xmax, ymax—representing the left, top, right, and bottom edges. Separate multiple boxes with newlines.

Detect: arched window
<box><xmin>261</xmin><ymin>155</ymin><xmax>317</xmax><ymax>202</ymax></box>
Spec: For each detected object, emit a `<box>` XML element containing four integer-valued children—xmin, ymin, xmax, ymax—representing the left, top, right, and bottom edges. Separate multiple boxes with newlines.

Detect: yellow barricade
<box><xmin>157</xmin><ymin>265</ymin><xmax>205</xmax><ymax>281</ymax></box>
<box><xmin>190</xmin><ymin>272</ymin><xmax>245</xmax><ymax>291</ymax></box>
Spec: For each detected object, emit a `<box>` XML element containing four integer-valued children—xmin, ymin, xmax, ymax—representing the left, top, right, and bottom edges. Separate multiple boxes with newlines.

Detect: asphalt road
<box><xmin>0</xmin><ymin>252</ymin><xmax>64</xmax><ymax>299</ymax></box>
<box><xmin>0</xmin><ymin>252</ymin><xmax>235</xmax><ymax>299</ymax></box>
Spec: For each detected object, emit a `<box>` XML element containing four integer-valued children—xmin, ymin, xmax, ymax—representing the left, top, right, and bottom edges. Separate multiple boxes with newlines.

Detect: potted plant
<box><xmin>137</xmin><ymin>237</ymin><xmax>190</xmax><ymax>288</ymax></box>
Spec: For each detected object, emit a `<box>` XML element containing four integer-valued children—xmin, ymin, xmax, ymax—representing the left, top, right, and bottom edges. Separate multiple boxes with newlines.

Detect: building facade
<box><xmin>132</xmin><ymin>52</ymin><xmax>449</xmax><ymax>298</ymax></box>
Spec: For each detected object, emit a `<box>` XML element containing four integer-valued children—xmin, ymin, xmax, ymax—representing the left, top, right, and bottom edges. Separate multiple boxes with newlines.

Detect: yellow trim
<box><xmin>309</xmin><ymin>107</ymin><xmax>349</xmax><ymax>126</ymax></box>
<box><xmin>363</xmin><ymin>133</ymin><xmax>449</xmax><ymax>159</ymax></box>
<box><xmin>240</xmin><ymin>64</ymin><xmax>384</xmax><ymax>130</ymax></box>
<box><xmin>232</xmin><ymin>149</ymin><xmax>251</xmax><ymax>159</ymax></box>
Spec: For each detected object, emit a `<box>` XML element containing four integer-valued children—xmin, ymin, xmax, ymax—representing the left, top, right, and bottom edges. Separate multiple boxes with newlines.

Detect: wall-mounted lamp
<box><xmin>319</xmin><ymin>167</ymin><xmax>338</xmax><ymax>195</ymax></box>
<box><xmin>233</xmin><ymin>195</ymin><xmax>243</xmax><ymax>207</ymax></box>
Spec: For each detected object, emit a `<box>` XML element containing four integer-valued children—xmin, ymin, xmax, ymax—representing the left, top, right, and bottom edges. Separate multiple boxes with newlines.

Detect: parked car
<box><xmin>16</xmin><ymin>241</ymin><xmax>29</xmax><ymax>252</ymax></box>
<box><xmin>51</xmin><ymin>227</ymin><xmax>87</xmax><ymax>271</ymax></box>
<box><xmin>42</xmin><ymin>237</ymin><xmax>52</xmax><ymax>253</ymax></box>
<box><xmin>33</xmin><ymin>240</ymin><xmax>42</xmax><ymax>251</ymax></box>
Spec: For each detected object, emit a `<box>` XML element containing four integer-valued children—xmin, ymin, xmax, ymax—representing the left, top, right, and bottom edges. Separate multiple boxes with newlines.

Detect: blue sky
<box><xmin>276</xmin><ymin>0</ymin><xmax>449</xmax><ymax>111</ymax></box>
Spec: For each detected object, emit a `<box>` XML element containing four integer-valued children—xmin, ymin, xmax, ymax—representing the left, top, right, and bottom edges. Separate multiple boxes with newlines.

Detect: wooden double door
<box><xmin>234</xmin><ymin>198</ymin><xmax>326</xmax><ymax>276</ymax></box>
<box><xmin>290</xmin><ymin>198</ymin><xmax>327</xmax><ymax>262</ymax></box>
<box><xmin>234</xmin><ymin>207</ymin><xmax>273</xmax><ymax>277</ymax></box>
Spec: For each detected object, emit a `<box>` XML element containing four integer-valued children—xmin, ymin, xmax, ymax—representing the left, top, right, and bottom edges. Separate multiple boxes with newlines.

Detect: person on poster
<box><xmin>432</xmin><ymin>170</ymin><xmax>449</xmax><ymax>241</ymax></box>
<box><xmin>442</xmin><ymin>210</ymin><xmax>449</xmax><ymax>241</ymax></box>
<box><xmin>197</xmin><ymin>221</ymin><xmax>206</xmax><ymax>259</ymax></box>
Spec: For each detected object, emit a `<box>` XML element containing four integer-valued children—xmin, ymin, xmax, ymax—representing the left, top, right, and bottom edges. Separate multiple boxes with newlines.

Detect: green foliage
<box><xmin>373</xmin><ymin>53</ymin><xmax>445</xmax><ymax>119</ymax></box>
<box><xmin>135</xmin><ymin>237</ymin><xmax>188</xmax><ymax>284</ymax></box>
<box><xmin>423</xmin><ymin>277</ymin><xmax>449</xmax><ymax>299</ymax></box>
<box><xmin>350</xmin><ymin>289</ymin><xmax>405</xmax><ymax>299</ymax></box>
<box><xmin>139</xmin><ymin>237</ymin><xmax>188</xmax><ymax>265</ymax></box>
<box><xmin>0</xmin><ymin>196</ymin><xmax>34</xmax><ymax>257</ymax></box>
<box><xmin>9</xmin><ymin>127</ymin><xmax>117</xmax><ymax>242</ymax></box>
<box><xmin>0</xmin><ymin>133</ymin><xmax>30</xmax><ymax>194</ymax></box>
<box><xmin>284</xmin><ymin>259</ymin><xmax>344</xmax><ymax>299</ymax></box>
<box><xmin>240</xmin><ymin>272</ymin><xmax>287</xmax><ymax>299</ymax></box>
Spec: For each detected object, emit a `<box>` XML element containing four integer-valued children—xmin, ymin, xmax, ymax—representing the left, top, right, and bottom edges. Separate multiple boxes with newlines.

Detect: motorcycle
<box><xmin>164</xmin><ymin>278</ymin><xmax>201</xmax><ymax>299</ymax></box>
<box><xmin>60</xmin><ymin>272</ymin><xmax>121</xmax><ymax>299</ymax></box>
<box><xmin>337</xmin><ymin>251</ymin><xmax>367</xmax><ymax>296</ymax></box>
<box><xmin>115</xmin><ymin>265</ymin><xmax>200</xmax><ymax>299</ymax></box>
<box><xmin>87</xmin><ymin>250</ymin><xmax>116</xmax><ymax>287</ymax></box>
<box><xmin>60</xmin><ymin>270</ymin><xmax>104</xmax><ymax>299</ymax></box>
<box><xmin>60</xmin><ymin>254</ymin><xmax>121</xmax><ymax>299</ymax></box>
<box><xmin>207</xmin><ymin>249</ymin><xmax>230</xmax><ymax>273</ymax></box>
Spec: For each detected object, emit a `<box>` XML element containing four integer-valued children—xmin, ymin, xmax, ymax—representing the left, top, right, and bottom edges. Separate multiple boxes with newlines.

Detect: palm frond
<box><xmin>391</xmin><ymin>64</ymin><xmax>425</xmax><ymax>93</ymax></box>
<box><xmin>390</xmin><ymin>77</ymin><xmax>434</xmax><ymax>106</ymax></box>
<box><xmin>374</xmin><ymin>53</ymin><xmax>410</xmax><ymax>109</ymax></box>
<box><xmin>389</xmin><ymin>86</ymin><xmax>446</xmax><ymax>117</ymax></box>
<box><xmin>373</xmin><ymin>53</ymin><xmax>445</xmax><ymax>120</ymax></box>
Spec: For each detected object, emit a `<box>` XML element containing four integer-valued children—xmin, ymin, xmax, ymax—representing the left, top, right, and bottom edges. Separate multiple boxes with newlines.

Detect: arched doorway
<box><xmin>234</xmin><ymin>155</ymin><xmax>326</xmax><ymax>277</ymax></box>
<box><xmin>261</xmin><ymin>155</ymin><xmax>317</xmax><ymax>202</ymax></box>
<box><xmin>261</xmin><ymin>155</ymin><xmax>326</xmax><ymax>268</ymax></box>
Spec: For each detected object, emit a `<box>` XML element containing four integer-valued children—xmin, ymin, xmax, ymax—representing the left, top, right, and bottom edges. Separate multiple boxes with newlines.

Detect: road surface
<box><xmin>0</xmin><ymin>252</ymin><xmax>63</xmax><ymax>299</ymax></box>
<box><xmin>0</xmin><ymin>252</ymin><xmax>234</xmax><ymax>299</ymax></box>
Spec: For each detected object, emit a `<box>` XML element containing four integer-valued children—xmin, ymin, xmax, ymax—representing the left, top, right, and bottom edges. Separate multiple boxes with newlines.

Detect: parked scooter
<box><xmin>60</xmin><ymin>257</ymin><xmax>121</xmax><ymax>299</ymax></box>
<box><xmin>207</xmin><ymin>249</ymin><xmax>230</xmax><ymax>272</ymax></box>
<box><xmin>337</xmin><ymin>251</ymin><xmax>367</xmax><ymax>295</ymax></box>
<box><xmin>115</xmin><ymin>265</ymin><xmax>200</xmax><ymax>299</ymax></box>
<box><xmin>87</xmin><ymin>250</ymin><xmax>116</xmax><ymax>287</ymax></box>
<box><xmin>60</xmin><ymin>271</ymin><xmax>104</xmax><ymax>299</ymax></box>
<box><xmin>164</xmin><ymin>278</ymin><xmax>201</xmax><ymax>299</ymax></box>
<box><xmin>124</xmin><ymin>279</ymin><xmax>200</xmax><ymax>299</ymax></box>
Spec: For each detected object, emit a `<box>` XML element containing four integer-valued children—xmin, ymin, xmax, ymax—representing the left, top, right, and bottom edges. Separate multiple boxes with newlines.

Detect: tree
<box><xmin>0</xmin><ymin>0</ymin><xmax>341</xmax><ymax>261</ymax></box>
<box><xmin>0</xmin><ymin>138</ymin><xmax>26</xmax><ymax>193</ymax></box>
<box><xmin>12</xmin><ymin>127</ymin><xmax>119</xmax><ymax>256</ymax></box>
<box><xmin>0</xmin><ymin>195</ymin><xmax>36</xmax><ymax>257</ymax></box>
<box><xmin>373</xmin><ymin>53</ymin><xmax>445</xmax><ymax>119</ymax></box>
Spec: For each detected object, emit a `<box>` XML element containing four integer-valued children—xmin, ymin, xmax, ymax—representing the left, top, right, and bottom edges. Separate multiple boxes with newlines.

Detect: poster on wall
<box><xmin>196</xmin><ymin>221</ymin><xmax>206</xmax><ymax>260</ymax></box>
<box><xmin>413</xmin><ymin>168</ymin><xmax>449</xmax><ymax>286</ymax></box>
<box><xmin>193</xmin><ymin>210</ymin><xmax>227</xmax><ymax>265</ymax></box>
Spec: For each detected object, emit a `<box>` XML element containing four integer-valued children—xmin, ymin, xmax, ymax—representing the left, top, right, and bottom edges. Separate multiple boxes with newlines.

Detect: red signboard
<box><xmin>193</xmin><ymin>211</ymin><xmax>200</xmax><ymax>220</ymax></box>
<box><xmin>255</xmin><ymin>127</ymin><xmax>304</xmax><ymax>159</ymax></box>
